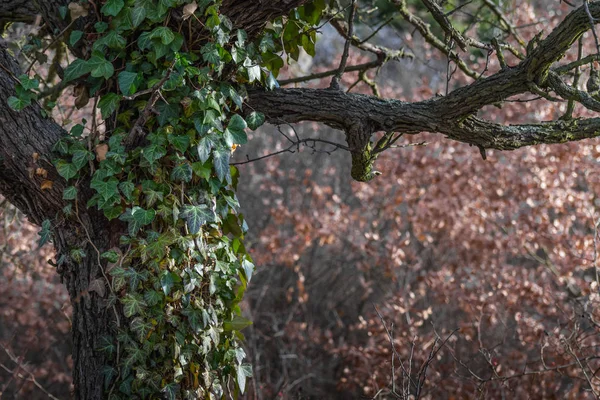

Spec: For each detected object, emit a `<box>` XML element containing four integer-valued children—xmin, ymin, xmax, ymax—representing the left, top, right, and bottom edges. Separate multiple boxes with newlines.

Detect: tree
<box><xmin>0</xmin><ymin>0</ymin><xmax>600</xmax><ymax>398</ymax></box>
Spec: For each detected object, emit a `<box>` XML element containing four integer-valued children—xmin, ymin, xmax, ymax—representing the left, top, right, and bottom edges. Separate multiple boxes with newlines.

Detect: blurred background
<box><xmin>3</xmin><ymin>1</ymin><xmax>600</xmax><ymax>399</ymax></box>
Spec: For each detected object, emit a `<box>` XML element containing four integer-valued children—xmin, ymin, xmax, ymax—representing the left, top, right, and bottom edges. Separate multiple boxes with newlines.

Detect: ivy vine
<box><xmin>9</xmin><ymin>0</ymin><xmax>325</xmax><ymax>398</ymax></box>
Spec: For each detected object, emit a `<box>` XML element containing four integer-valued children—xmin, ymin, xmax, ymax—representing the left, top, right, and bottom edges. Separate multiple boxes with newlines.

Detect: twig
<box><xmin>330</xmin><ymin>0</ymin><xmax>357</xmax><ymax>90</ymax></box>
<box><xmin>0</xmin><ymin>344</ymin><xmax>60</xmax><ymax>400</ymax></box>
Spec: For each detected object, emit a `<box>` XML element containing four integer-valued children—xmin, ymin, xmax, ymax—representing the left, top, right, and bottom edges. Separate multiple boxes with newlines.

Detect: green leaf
<box><xmin>19</xmin><ymin>74</ymin><xmax>39</xmax><ymax>90</ymax></box>
<box><xmin>91</xmin><ymin>177</ymin><xmax>119</xmax><ymax>201</ymax></box>
<box><xmin>72</xmin><ymin>149</ymin><xmax>93</xmax><ymax>170</ymax></box>
<box><xmin>142</xmin><ymin>143</ymin><xmax>167</xmax><ymax>164</ymax></box>
<box><xmin>151</xmin><ymin>26</ymin><xmax>175</xmax><ymax>45</ymax></box>
<box><xmin>162</xmin><ymin>383</ymin><xmax>179</xmax><ymax>400</ymax></box>
<box><xmin>226</xmin><ymin>114</ymin><xmax>247</xmax><ymax>144</ymax></box>
<box><xmin>246</xmin><ymin>111</ymin><xmax>265</xmax><ymax>130</ymax></box>
<box><xmin>160</xmin><ymin>270</ymin><xmax>180</xmax><ymax>295</ymax></box>
<box><xmin>201</xmin><ymin>43</ymin><xmax>221</xmax><ymax>64</ymax></box>
<box><xmin>7</xmin><ymin>96</ymin><xmax>30</xmax><ymax>111</ymax></box>
<box><xmin>197</xmin><ymin>136</ymin><xmax>214</xmax><ymax>164</ymax></box>
<box><xmin>144</xmin><ymin>290</ymin><xmax>162</xmax><ymax>306</ymax></box>
<box><xmin>246</xmin><ymin>64</ymin><xmax>261</xmax><ymax>83</ymax></box>
<box><xmin>98</xmin><ymin>93</ymin><xmax>121</xmax><ymax>119</ymax></box>
<box><xmin>119</xmin><ymin>207</ymin><xmax>155</xmax><ymax>236</ymax></box>
<box><xmin>38</xmin><ymin>219</ymin><xmax>52</xmax><ymax>248</ymax></box>
<box><xmin>54</xmin><ymin>159</ymin><xmax>78</xmax><ymax>180</ymax></box>
<box><xmin>224</xmin><ymin>315</ymin><xmax>253</xmax><ymax>332</ymax></box>
<box><xmin>171</xmin><ymin>162</ymin><xmax>192</xmax><ymax>182</ymax></box>
<box><xmin>180</xmin><ymin>204</ymin><xmax>215</xmax><ymax>234</ymax></box>
<box><xmin>89</xmin><ymin>55</ymin><xmax>115</xmax><ymax>80</ymax></box>
<box><xmin>131</xmin><ymin>6</ymin><xmax>147</xmax><ymax>27</ymax></box>
<box><xmin>63</xmin><ymin>186</ymin><xmax>78</xmax><ymax>200</ymax></box>
<box><xmin>192</xmin><ymin>161</ymin><xmax>211</xmax><ymax>180</ymax></box>
<box><xmin>236</xmin><ymin>364</ymin><xmax>252</xmax><ymax>394</ymax></box>
<box><xmin>121</xmin><ymin>293</ymin><xmax>146</xmax><ymax>317</ymax></box>
<box><xmin>101</xmin><ymin>250</ymin><xmax>120</xmax><ymax>263</ymax></box>
<box><xmin>119</xmin><ymin>181</ymin><xmax>135</xmax><ymax>200</ymax></box>
<box><xmin>167</xmin><ymin>134</ymin><xmax>190</xmax><ymax>153</ymax></box>
<box><xmin>69</xmin><ymin>30</ymin><xmax>84</xmax><ymax>46</ymax></box>
<box><xmin>101</xmin><ymin>0</ymin><xmax>124</xmax><ymax>16</ymax></box>
<box><xmin>118</xmin><ymin>71</ymin><xmax>140</xmax><ymax>95</ymax></box>
<box><xmin>241</xmin><ymin>259</ymin><xmax>254</xmax><ymax>282</ymax></box>
<box><xmin>212</xmin><ymin>148</ymin><xmax>231</xmax><ymax>183</ymax></box>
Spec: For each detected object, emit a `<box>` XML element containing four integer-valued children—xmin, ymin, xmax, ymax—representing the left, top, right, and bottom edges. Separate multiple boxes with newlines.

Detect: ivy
<box><xmin>37</xmin><ymin>0</ymin><xmax>325</xmax><ymax>397</ymax></box>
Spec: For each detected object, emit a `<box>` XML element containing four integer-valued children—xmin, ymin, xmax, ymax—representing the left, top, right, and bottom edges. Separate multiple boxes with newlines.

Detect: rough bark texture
<box><xmin>0</xmin><ymin>42</ymin><xmax>117</xmax><ymax>400</ymax></box>
<box><xmin>0</xmin><ymin>0</ymin><xmax>600</xmax><ymax>398</ymax></box>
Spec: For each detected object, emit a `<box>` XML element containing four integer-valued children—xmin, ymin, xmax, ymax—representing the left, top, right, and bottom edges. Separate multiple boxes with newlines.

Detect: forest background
<box><xmin>2</xmin><ymin>0</ymin><xmax>600</xmax><ymax>399</ymax></box>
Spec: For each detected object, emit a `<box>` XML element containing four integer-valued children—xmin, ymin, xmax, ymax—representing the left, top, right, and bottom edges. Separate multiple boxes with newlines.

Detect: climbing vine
<box><xmin>7</xmin><ymin>0</ymin><xmax>325</xmax><ymax>398</ymax></box>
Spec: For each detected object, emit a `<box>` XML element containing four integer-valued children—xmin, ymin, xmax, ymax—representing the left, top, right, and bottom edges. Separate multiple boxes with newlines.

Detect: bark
<box><xmin>0</xmin><ymin>42</ymin><xmax>120</xmax><ymax>399</ymax></box>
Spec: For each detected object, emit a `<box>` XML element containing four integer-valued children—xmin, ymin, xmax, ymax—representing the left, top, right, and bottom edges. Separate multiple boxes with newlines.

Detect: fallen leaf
<box><xmin>95</xmin><ymin>144</ymin><xmax>109</xmax><ymax>162</ymax></box>
<box><xmin>183</xmin><ymin>1</ymin><xmax>198</xmax><ymax>20</ymax></box>
<box><xmin>36</xmin><ymin>167</ymin><xmax>48</xmax><ymax>178</ymax></box>
<box><xmin>41</xmin><ymin>180</ymin><xmax>54</xmax><ymax>190</ymax></box>
<box><xmin>68</xmin><ymin>2</ymin><xmax>89</xmax><ymax>20</ymax></box>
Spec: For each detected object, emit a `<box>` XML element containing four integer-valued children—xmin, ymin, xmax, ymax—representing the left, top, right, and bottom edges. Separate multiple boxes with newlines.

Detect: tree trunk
<box><xmin>0</xmin><ymin>43</ymin><xmax>119</xmax><ymax>399</ymax></box>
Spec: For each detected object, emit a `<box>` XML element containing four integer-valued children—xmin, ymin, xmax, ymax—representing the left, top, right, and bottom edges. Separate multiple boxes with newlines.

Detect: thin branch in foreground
<box><xmin>230</xmin><ymin>137</ymin><xmax>350</xmax><ymax>166</ymax></box>
<box><xmin>0</xmin><ymin>344</ymin><xmax>60</xmax><ymax>400</ymax></box>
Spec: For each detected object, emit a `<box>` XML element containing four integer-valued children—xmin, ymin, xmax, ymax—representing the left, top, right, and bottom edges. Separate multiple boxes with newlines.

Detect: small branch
<box><xmin>330</xmin><ymin>0</ymin><xmax>357</xmax><ymax>90</ymax></box>
<box><xmin>230</xmin><ymin>137</ymin><xmax>350</xmax><ymax>166</ymax></box>
<box><xmin>279</xmin><ymin>59</ymin><xmax>383</xmax><ymax>86</ymax></box>
<box><xmin>0</xmin><ymin>344</ymin><xmax>61</xmax><ymax>400</ymax></box>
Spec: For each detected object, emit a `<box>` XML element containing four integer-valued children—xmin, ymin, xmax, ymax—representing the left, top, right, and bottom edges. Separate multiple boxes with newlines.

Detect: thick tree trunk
<box><xmin>0</xmin><ymin>44</ymin><xmax>118</xmax><ymax>399</ymax></box>
<box><xmin>55</xmin><ymin>223</ymin><xmax>117</xmax><ymax>400</ymax></box>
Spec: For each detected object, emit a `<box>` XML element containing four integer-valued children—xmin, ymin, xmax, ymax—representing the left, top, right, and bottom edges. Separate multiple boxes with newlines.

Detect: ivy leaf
<box><xmin>182</xmin><ymin>307</ymin><xmax>204</xmax><ymax>333</ymax></box>
<box><xmin>119</xmin><ymin>207</ymin><xmax>155</xmax><ymax>236</ymax></box>
<box><xmin>197</xmin><ymin>136</ymin><xmax>214</xmax><ymax>164</ymax></box>
<box><xmin>201</xmin><ymin>43</ymin><xmax>220</xmax><ymax>64</ymax></box>
<box><xmin>246</xmin><ymin>64</ymin><xmax>261</xmax><ymax>83</ymax></box>
<box><xmin>63</xmin><ymin>186</ymin><xmax>78</xmax><ymax>200</ymax></box>
<box><xmin>144</xmin><ymin>290</ymin><xmax>162</xmax><ymax>306</ymax></box>
<box><xmin>131</xmin><ymin>6</ymin><xmax>147</xmax><ymax>27</ymax></box>
<box><xmin>171</xmin><ymin>162</ymin><xmax>192</xmax><ymax>182</ymax></box>
<box><xmin>63</xmin><ymin>58</ymin><xmax>93</xmax><ymax>82</ymax></box>
<box><xmin>38</xmin><ymin>219</ymin><xmax>52</xmax><ymax>248</ymax></box>
<box><xmin>246</xmin><ymin>111</ymin><xmax>265</xmax><ymax>130</ymax></box>
<box><xmin>144</xmin><ymin>189</ymin><xmax>163</xmax><ymax>208</ymax></box>
<box><xmin>167</xmin><ymin>134</ymin><xmax>190</xmax><ymax>153</ymax></box>
<box><xmin>101</xmin><ymin>0</ymin><xmax>124</xmax><ymax>17</ymax></box>
<box><xmin>70</xmin><ymin>30</ymin><xmax>84</xmax><ymax>46</ymax></box>
<box><xmin>212</xmin><ymin>148</ymin><xmax>231</xmax><ymax>183</ymax></box>
<box><xmin>121</xmin><ymin>293</ymin><xmax>146</xmax><ymax>317</ymax></box>
<box><xmin>98</xmin><ymin>93</ymin><xmax>121</xmax><ymax>119</ymax></box>
<box><xmin>241</xmin><ymin>259</ymin><xmax>254</xmax><ymax>282</ymax></box>
<box><xmin>224</xmin><ymin>315</ymin><xmax>252</xmax><ymax>332</ymax></box>
<box><xmin>119</xmin><ymin>181</ymin><xmax>135</xmax><ymax>201</ymax></box>
<box><xmin>54</xmin><ymin>159</ymin><xmax>78</xmax><ymax>180</ymax></box>
<box><xmin>151</xmin><ymin>26</ymin><xmax>175</xmax><ymax>45</ymax></box>
<box><xmin>226</xmin><ymin>114</ymin><xmax>247</xmax><ymax>144</ymax></box>
<box><xmin>160</xmin><ymin>271</ymin><xmax>180</xmax><ymax>296</ymax></box>
<box><xmin>180</xmin><ymin>204</ymin><xmax>215</xmax><ymax>234</ymax></box>
<box><xmin>142</xmin><ymin>143</ymin><xmax>167</xmax><ymax>164</ymax></box>
<box><xmin>162</xmin><ymin>383</ymin><xmax>179</xmax><ymax>400</ymax></box>
<box><xmin>7</xmin><ymin>96</ymin><xmax>30</xmax><ymax>111</ymax></box>
<box><xmin>72</xmin><ymin>149</ymin><xmax>93</xmax><ymax>170</ymax></box>
<box><xmin>89</xmin><ymin>55</ymin><xmax>115</xmax><ymax>80</ymax></box>
<box><xmin>91</xmin><ymin>177</ymin><xmax>119</xmax><ymax>201</ymax></box>
<box><xmin>118</xmin><ymin>71</ymin><xmax>141</xmax><ymax>95</ymax></box>
<box><xmin>236</xmin><ymin>364</ymin><xmax>252</xmax><ymax>394</ymax></box>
